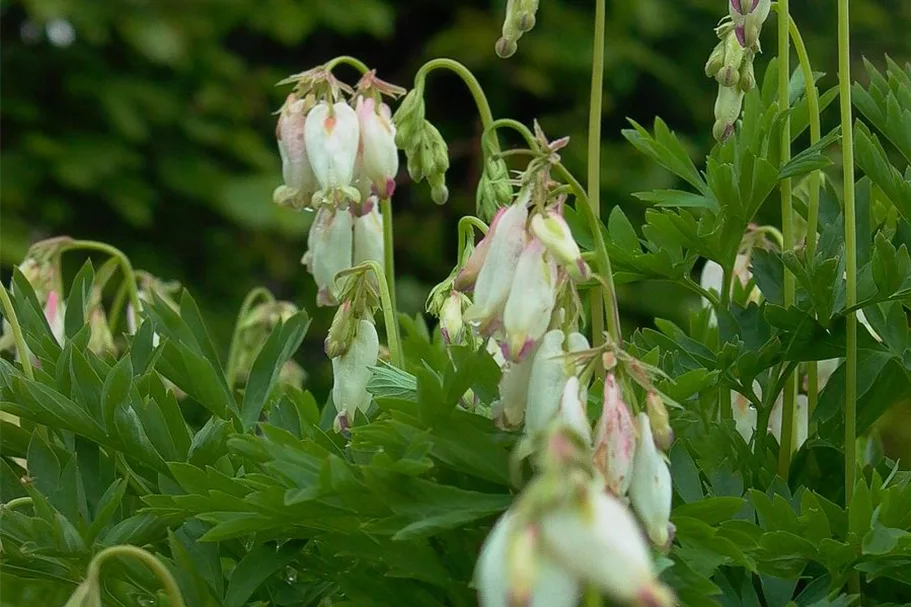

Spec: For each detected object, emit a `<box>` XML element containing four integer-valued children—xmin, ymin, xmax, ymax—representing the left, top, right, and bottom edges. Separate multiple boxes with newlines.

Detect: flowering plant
<box><xmin>2</xmin><ymin>1</ymin><xmax>911</xmax><ymax>606</ymax></box>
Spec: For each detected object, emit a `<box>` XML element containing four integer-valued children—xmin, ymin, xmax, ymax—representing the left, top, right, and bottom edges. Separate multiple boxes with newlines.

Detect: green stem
<box><xmin>1</xmin><ymin>497</ymin><xmax>33</xmax><ymax>512</ymax></box>
<box><xmin>380</xmin><ymin>197</ymin><xmax>398</xmax><ymax>325</ymax></box>
<box><xmin>59</xmin><ymin>241</ymin><xmax>143</xmax><ymax>328</ymax></box>
<box><xmin>584</xmin><ymin>585</ymin><xmax>603</xmax><ymax>607</ymax></box>
<box><xmin>108</xmin><ymin>280</ymin><xmax>130</xmax><ymax>335</ymax></box>
<box><xmin>87</xmin><ymin>545</ymin><xmax>186</xmax><ymax>607</ymax></box>
<box><xmin>588</xmin><ymin>0</ymin><xmax>608</xmax><ymax>359</ymax></box>
<box><xmin>457</xmin><ymin>216</ymin><xmax>489</xmax><ymax>266</ymax></box>
<box><xmin>487</xmin><ymin>118</ymin><xmax>539</xmax><ymax>151</ymax></box>
<box><xmin>325</xmin><ymin>55</ymin><xmax>370</xmax><ymax>74</ymax></box>
<box><xmin>336</xmin><ymin>261</ymin><xmax>403</xmax><ymax>368</ymax></box>
<box><xmin>778</xmin><ymin>4</ymin><xmax>824</xmax><ymax>424</ymax></box>
<box><xmin>225</xmin><ymin>287</ymin><xmax>275</xmax><ymax>391</ymax></box>
<box><xmin>415</xmin><ymin>58</ymin><xmax>499</xmax><ymax>154</ymax></box>
<box><xmin>719</xmin><ymin>265</ymin><xmax>733</xmax><ymax>422</ymax></box>
<box><xmin>838</xmin><ymin>0</ymin><xmax>858</xmax><ymax>514</ymax></box>
<box><xmin>0</xmin><ymin>282</ymin><xmax>34</xmax><ymax>380</ymax></box>
<box><xmin>776</xmin><ymin>0</ymin><xmax>798</xmax><ymax>482</ymax></box>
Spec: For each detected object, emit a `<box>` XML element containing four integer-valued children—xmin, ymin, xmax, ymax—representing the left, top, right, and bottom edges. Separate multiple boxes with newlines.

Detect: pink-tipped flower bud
<box><xmin>307</xmin><ymin>205</ymin><xmax>353</xmax><ymax>307</ymax></box>
<box><xmin>593</xmin><ymin>372</ymin><xmax>636</xmax><ymax>497</ymax></box>
<box><xmin>629</xmin><ymin>413</ymin><xmax>673</xmax><ymax>547</ymax></box>
<box><xmin>525</xmin><ymin>330</ymin><xmax>569</xmax><ymax>436</ymax></box>
<box><xmin>530</xmin><ymin>212</ymin><xmax>591</xmax><ymax>282</ymax></box>
<box><xmin>355</xmin><ymin>96</ymin><xmax>399</xmax><ymax>199</ymax></box>
<box><xmin>464</xmin><ymin>198</ymin><xmax>529</xmax><ymax>330</ymax></box>
<box><xmin>331</xmin><ymin>318</ymin><xmax>379</xmax><ymax>424</ymax></box>
<box><xmin>539</xmin><ymin>485</ymin><xmax>673</xmax><ymax>606</ymax></box>
<box><xmin>277</xmin><ymin>93</ymin><xmax>317</xmax><ymax>202</ymax></box>
<box><xmin>304</xmin><ymin>101</ymin><xmax>360</xmax><ymax>192</ymax></box>
<box><xmin>502</xmin><ymin>239</ymin><xmax>558</xmax><ymax>361</ymax></box>
<box><xmin>476</xmin><ymin>512</ymin><xmax>581</xmax><ymax>607</ymax></box>
<box><xmin>454</xmin><ymin>208</ymin><xmax>503</xmax><ymax>292</ymax></box>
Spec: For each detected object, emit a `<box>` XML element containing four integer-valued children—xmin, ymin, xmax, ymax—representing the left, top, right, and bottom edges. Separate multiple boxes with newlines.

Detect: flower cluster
<box><xmin>705</xmin><ymin>0</ymin><xmax>771</xmax><ymax>141</ymax></box>
<box><xmin>495</xmin><ymin>0</ymin><xmax>541</xmax><ymax>58</ymax></box>
<box><xmin>275</xmin><ymin>65</ymin><xmax>408</xmax><ymax>430</ymax></box>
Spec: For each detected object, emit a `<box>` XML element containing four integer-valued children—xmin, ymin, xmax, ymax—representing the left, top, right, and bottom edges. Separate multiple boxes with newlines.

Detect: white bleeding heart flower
<box><xmin>593</xmin><ymin>372</ymin><xmax>636</xmax><ymax>496</ymax></box>
<box><xmin>530</xmin><ymin>212</ymin><xmax>591</xmax><ymax>282</ymax></box>
<box><xmin>629</xmin><ymin>413</ymin><xmax>673</xmax><ymax>547</ymax></box>
<box><xmin>304</xmin><ymin>101</ymin><xmax>360</xmax><ymax>191</ymax></box>
<box><xmin>497</xmin><ymin>342</ymin><xmax>538</xmax><ymax>428</ymax></box>
<box><xmin>331</xmin><ymin>319</ymin><xmax>379</xmax><ymax>427</ymax></box>
<box><xmin>475</xmin><ymin>511</ymin><xmax>581</xmax><ymax>607</ymax></box>
<box><xmin>502</xmin><ymin>238</ymin><xmax>558</xmax><ymax>361</ymax></box>
<box><xmin>276</xmin><ymin>93</ymin><xmax>316</xmax><ymax>200</ymax></box>
<box><xmin>539</xmin><ymin>483</ymin><xmax>674</xmax><ymax>606</ymax></box>
<box><xmin>308</xmin><ymin>205</ymin><xmax>354</xmax><ymax>307</ymax></box>
<box><xmin>464</xmin><ymin>196</ymin><xmax>529</xmax><ymax>331</ymax></box>
<box><xmin>355</xmin><ymin>96</ymin><xmax>398</xmax><ymax>199</ymax></box>
<box><xmin>353</xmin><ymin>200</ymin><xmax>384</xmax><ymax>272</ymax></box>
<box><xmin>524</xmin><ymin>330</ymin><xmax>568</xmax><ymax>437</ymax></box>
<box><xmin>558</xmin><ymin>376</ymin><xmax>592</xmax><ymax>445</ymax></box>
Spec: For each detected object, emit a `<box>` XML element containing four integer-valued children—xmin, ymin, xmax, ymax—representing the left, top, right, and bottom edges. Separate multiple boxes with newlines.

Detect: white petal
<box><xmin>629</xmin><ymin>413</ymin><xmax>672</xmax><ymax>546</ymax></box>
<box><xmin>331</xmin><ymin>319</ymin><xmax>379</xmax><ymax>417</ymax></box>
<box><xmin>503</xmin><ymin>239</ymin><xmax>557</xmax><ymax>360</ymax></box>
<box><xmin>525</xmin><ymin>330</ymin><xmax>568</xmax><ymax>436</ymax></box>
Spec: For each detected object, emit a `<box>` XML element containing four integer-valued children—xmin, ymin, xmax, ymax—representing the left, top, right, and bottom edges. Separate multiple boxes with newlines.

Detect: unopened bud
<box><xmin>704</xmin><ymin>39</ymin><xmax>726</xmax><ymax>78</ymax></box>
<box><xmin>440</xmin><ymin>291</ymin><xmax>466</xmax><ymax>345</ymax></box>
<box><xmin>593</xmin><ymin>372</ymin><xmax>636</xmax><ymax>496</ymax></box>
<box><xmin>502</xmin><ymin>240</ymin><xmax>558</xmax><ymax>361</ymax></box>
<box><xmin>477</xmin><ymin>157</ymin><xmax>513</xmax><ymax>221</ymax></box>
<box><xmin>739</xmin><ymin>57</ymin><xmax>756</xmax><ymax>92</ymax></box>
<box><xmin>430</xmin><ymin>181</ymin><xmax>449</xmax><ymax>205</ymax></box>
<box><xmin>715</xmin><ymin>32</ymin><xmax>745</xmax><ymax>87</ymax></box>
<box><xmin>530</xmin><ymin>212</ymin><xmax>591</xmax><ymax>282</ymax></box>
<box><xmin>629</xmin><ymin>413</ymin><xmax>673</xmax><ymax>547</ymax></box>
<box><xmin>602</xmin><ymin>351</ymin><xmax>617</xmax><ymax>370</ymax></box>
<box><xmin>517</xmin><ymin>12</ymin><xmax>536</xmax><ymax>32</ymax></box>
<box><xmin>325</xmin><ymin>300</ymin><xmax>358</xmax><ymax>358</ymax></box>
<box><xmin>331</xmin><ymin>319</ymin><xmax>379</xmax><ymax>421</ymax></box>
<box><xmin>646</xmin><ymin>391</ymin><xmax>674</xmax><ymax>451</ymax></box>
<box><xmin>713</xmin><ymin>83</ymin><xmax>744</xmax><ymax>142</ymax></box>
<box><xmin>496</xmin><ymin>37</ymin><xmax>518</xmax><ymax>58</ymax></box>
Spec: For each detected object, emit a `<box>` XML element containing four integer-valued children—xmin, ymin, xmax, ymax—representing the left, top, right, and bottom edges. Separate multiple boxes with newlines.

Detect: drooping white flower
<box><xmin>629</xmin><ymin>413</ymin><xmax>673</xmax><ymax>547</ymax></box>
<box><xmin>309</xmin><ymin>205</ymin><xmax>354</xmax><ymax>307</ymax></box>
<box><xmin>440</xmin><ymin>291</ymin><xmax>466</xmax><ymax>345</ymax></box>
<box><xmin>530</xmin><ymin>212</ymin><xmax>591</xmax><ymax>282</ymax></box>
<box><xmin>498</xmin><ymin>343</ymin><xmax>538</xmax><ymax>427</ymax></box>
<box><xmin>502</xmin><ymin>238</ymin><xmax>558</xmax><ymax>360</ymax></box>
<box><xmin>276</xmin><ymin>93</ymin><xmax>316</xmax><ymax>200</ymax></box>
<box><xmin>464</xmin><ymin>196</ymin><xmax>529</xmax><ymax>330</ymax></box>
<box><xmin>475</xmin><ymin>512</ymin><xmax>580</xmax><ymax>607</ymax></box>
<box><xmin>355</xmin><ymin>96</ymin><xmax>398</xmax><ymax>199</ymax></box>
<box><xmin>524</xmin><ymin>330</ymin><xmax>568</xmax><ymax>436</ymax></box>
<box><xmin>539</xmin><ymin>484</ymin><xmax>672</xmax><ymax>606</ymax></box>
<box><xmin>353</xmin><ymin>200</ymin><xmax>384</xmax><ymax>271</ymax></box>
<box><xmin>593</xmin><ymin>372</ymin><xmax>636</xmax><ymax>496</ymax></box>
<box><xmin>331</xmin><ymin>319</ymin><xmax>379</xmax><ymax>423</ymax></box>
<box><xmin>304</xmin><ymin>101</ymin><xmax>360</xmax><ymax>191</ymax></box>
<box><xmin>558</xmin><ymin>376</ymin><xmax>592</xmax><ymax>445</ymax></box>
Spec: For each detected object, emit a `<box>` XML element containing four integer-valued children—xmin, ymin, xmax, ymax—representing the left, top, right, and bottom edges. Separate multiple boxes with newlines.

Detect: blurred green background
<box><xmin>2</xmin><ymin>0</ymin><xmax>910</xmax><ymax>398</ymax></box>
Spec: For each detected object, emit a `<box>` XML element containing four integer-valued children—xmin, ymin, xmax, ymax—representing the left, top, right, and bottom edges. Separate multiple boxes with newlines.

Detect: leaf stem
<box><xmin>59</xmin><ymin>240</ymin><xmax>143</xmax><ymax>330</ymax></box>
<box><xmin>87</xmin><ymin>545</ymin><xmax>187</xmax><ymax>607</ymax></box>
<box><xmin>776</xmin><ymin>0</ymin><xmax>798</xmax><ymax>482</ymax></box>
<box><xmin>226</xmin><ymin>286</ymin><xmax>275</xmax><ymax>390</ymax></box>
<box><xmin>0</xmin><ymin>282</ymin><xmax>34</xmax><ymax>381</ymax></box>
<box><xmin>838</xmin><ymin>0</ymin><xmax>858</xmax><ymax>517</ymax></box>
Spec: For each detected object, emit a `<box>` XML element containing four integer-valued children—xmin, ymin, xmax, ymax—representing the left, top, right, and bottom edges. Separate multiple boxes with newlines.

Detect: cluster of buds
<box><xmin>705</xmin><ymin>0</ymin><xmax>771</xmax><ymax>140</ymax></box>
<box><xmin>495</xmin><ymin>0</ymin><xmax>540</xmax><ymax>58</ymax></box>
<box><xmin>274</xmin><ymin>68</ymin><xmax>403</xmax><ymax>307</ymax></box>
<box><xmin>475</xmin><ymin>347</ymin><xmax>678</xmax><ymax>606</ymax></box>
<box><xmin>392</xmin><ymin>86</ymin><xmax>450</xmax><ymax>204</ymax></box>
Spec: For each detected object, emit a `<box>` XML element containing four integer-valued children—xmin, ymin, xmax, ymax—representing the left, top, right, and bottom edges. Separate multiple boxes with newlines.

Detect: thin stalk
<box><xmin>457</xmin><ymin>216</ymin><xmax>489</xmax><ymax>266</ymax></box>
<box><xmin>584</xmin><ymin>586</ymin><xmax>603</xmax><ymax>607</ymax></box>
<box><xmin>415</xmin><ymin>58</ymin><xmax>499</xmax><ymax>154</ymax></box>
<box><xmin>380</xmin><ymin>197</ymin><xmax>398</xmax><ymax>324</ymax></box>
<box><xmin>783</xmin><ymin>7</ymin><xmax>824</xmax><ymax>422</ymax></box>
<box><xmin>776</xmin><ymin>0</ymin><xmax>798</xmax><ymax>481</ymax></box>
<box><xmin>0</xmin><ymin>497</ymin><xmax>33</xmax><ymax>512</ymax></box>
<box><xmin>336</xmin><ymin>261</ymin><xmax>403</xmax><ymax>368</ymax></box>
<box><xmin>0</xmin><ymin>283</ymin><xmax>34</xmax><ymax>381</ymax></box>
<box><xmin>59</xmin><ymin>241</ymin><xmax>143</xmax><ymax>326</ymax></box>
<box><xmin>226</xmin><ymin>286</ymin><xmax>275</xmax><ymax>390</ymax></box>
<box><xmin>588</xmin><ymin>0</ymin><xmax>608</xmax><ymax>357</ymax></box>
<box><xmin>838</xmin><ymin>0</ymin><xmax>858</xmax><ymax>515</ymax></box>
<box><xmin>719</xmin><ymin>265</ymin><xmax>733</xmax><ymax>422</ymax></box>
<box><xmin>325</xmin><ymin>55</ymin><xmax>370</xmax><ymax>74</ymax></box>
<box><xmin>487</xmin><ymin>118</ymin><xmax>539</xmax><ymax>150</ymax></box>
<box><xmin>88</xmin><ymin>545</ymin><xmax>186</xmax><ymax>607</ymax></box>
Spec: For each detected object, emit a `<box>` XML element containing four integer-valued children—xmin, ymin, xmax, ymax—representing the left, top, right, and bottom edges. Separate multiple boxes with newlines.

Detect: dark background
<box><xmin>2</xmin><ymin>0</ymin><xmax>910</xmax><ymax>419</ymax></box>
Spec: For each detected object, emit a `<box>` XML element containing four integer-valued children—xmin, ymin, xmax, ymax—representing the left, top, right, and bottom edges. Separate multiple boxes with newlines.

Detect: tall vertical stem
<box><xmin>838</xmin><ymin>0</ymin><xmax>858</xmax><ymax>513</ymax></box>
<box><xmin>719</xmin><ymin>265</ymin><xmax>733</xmax><ymax>422</ymax></box>
<box><xmin>776</xmin><ymin>0</ymin><xmax>798</xmax><ymax>481</ymax></box>
<box><xmin>380</xmin><ymin>198</ymin><xmax>398</xmax><ymax>320</ymax></box>
<box><xmin>588</xmin><ymin>0</ymin><xmax>621</xmax><ymax>359</ymax></box>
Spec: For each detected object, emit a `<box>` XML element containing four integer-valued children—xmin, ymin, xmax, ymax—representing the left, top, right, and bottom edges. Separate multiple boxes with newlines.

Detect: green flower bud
<box><xmin>704</xmin><ymin>39</ymin><xmax>726</xmax><ymax>78</ymax></box>
<box><xmin>392</xmin><ymin>88</ymin><xmax>426</xmax><ymax>149</ymax></box>
<box><xmin>477</xmin><ymin>157</ymin><xmax>513</xmax><ymax>221</ymax></box>
<box><xmin>738</xmin><ymin>58</ymin><xmax>756</xmax><ymax>92</ymax></box>
<box><xmin>715</xmin><ymin>32</ymin><xmax>745</xmax><ymax>87</ymax></box>
<box><xmin>325</xmin><ymin>300</ymin><xmax>358</xmax><ymax>358</ymax></box>
<box><xmin>713</xmin><ymin>84</ymin><xmax>744</xmax><ymax>142</ymax></box>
